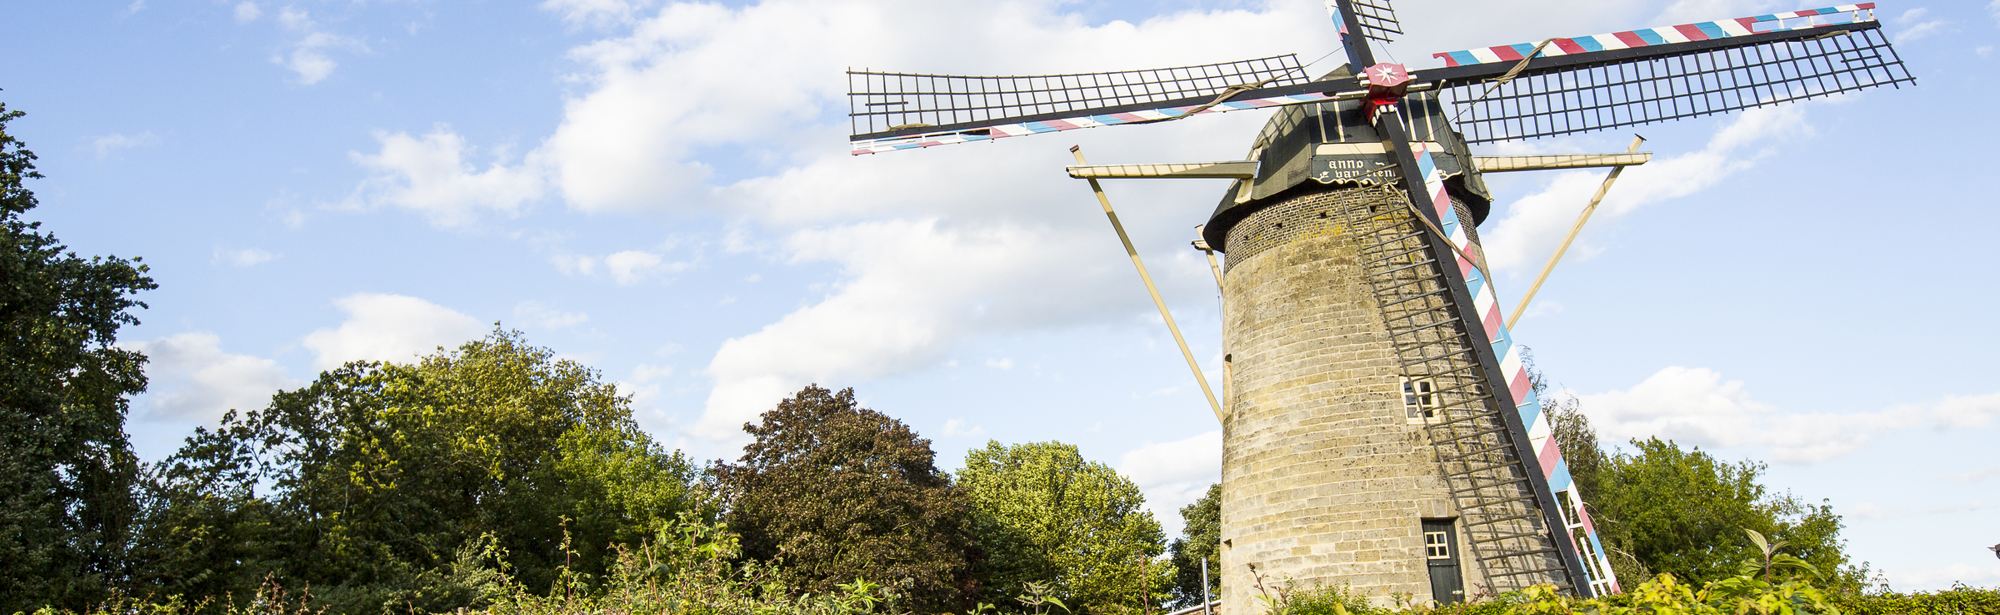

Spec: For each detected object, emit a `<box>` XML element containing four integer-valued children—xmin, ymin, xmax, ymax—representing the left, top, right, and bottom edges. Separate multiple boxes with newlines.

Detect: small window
<box><xmin>1424</xmin><ymin>531</ymin><xmax>1451</xmax><ymax>559</ymax></box>
<box><xmin>1402</xmin><ymin>377</ymin><xmax>1438</xmax><ymax>419</ymax></box>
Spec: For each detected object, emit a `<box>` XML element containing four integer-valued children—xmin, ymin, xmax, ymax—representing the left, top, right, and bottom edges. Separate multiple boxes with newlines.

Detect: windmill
<box><xmin>846</xmin><ymin>1</ymin><xmax>1911</xmax><ymax>609</ymax></box>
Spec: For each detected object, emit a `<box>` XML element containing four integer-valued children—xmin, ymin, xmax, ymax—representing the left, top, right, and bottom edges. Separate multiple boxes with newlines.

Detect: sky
<box><xmin>3</xmin><ymin>0</ymin><xmax>1996</xmax><ymax>593</ymax></box>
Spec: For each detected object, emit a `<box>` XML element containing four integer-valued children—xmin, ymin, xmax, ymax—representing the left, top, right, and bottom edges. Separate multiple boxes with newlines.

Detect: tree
<box><xmin>1595</xmin><ymin>438</ymin><xmax>1853</xmax><ymax>587</ymax></box>
<box><xmin>0</xmin><ymin>102</ymin><xmax>156</xmax><ymax>613</ymax></box>
<box><xmin>1526</xmin><ymin>350</ymin><xmax>1858</xmax><ymax>590</ymax></box>
<box><xmin>958</xmin><ymin>440</ymin><xmax>1172</xmax><ymax>614</ymax></box>
<box><xmin>712</xmin><ymin>385</ymin><xmax>976</xmax><ymax>613</ymax></box>
<box><xmin>1168</xmin><ymin>483</ymin><xmax>1221</xmax><ymax>609</ymax></box>
<box><xmin>134</xmin><ymin>329</ymin><xmax>701</xmax><ymax>613</ymax></box>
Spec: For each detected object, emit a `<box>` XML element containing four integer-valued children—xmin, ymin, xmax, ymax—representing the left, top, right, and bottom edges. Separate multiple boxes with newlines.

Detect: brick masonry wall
<box><xmin>1217</xmin><ymin>186</ymin><xmax>1485</xmax><ymax>612</ymax></box>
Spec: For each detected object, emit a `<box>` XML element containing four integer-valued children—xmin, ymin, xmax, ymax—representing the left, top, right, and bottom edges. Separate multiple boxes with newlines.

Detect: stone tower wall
<box><xmin>1216</xmin><ymin>186</ymin><xmax>1485</xmax><ymax>612</ymax></box>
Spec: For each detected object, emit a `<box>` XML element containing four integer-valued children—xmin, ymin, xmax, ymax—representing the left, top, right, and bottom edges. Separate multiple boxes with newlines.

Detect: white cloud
<box><xmin>940</xmin><ymin>418</ymin><xmax>985</xmax><ymax>438</ymax></box>
<box><xmin>121</xmin><ymin>333</ymin><xmax>297</xmax><ymax>422</ymax></box>
<box><xmin>605</xmin><ymin>250</ymin><xmax>666</xmax><ymax>284</ymax></box>
<box><xmin>302</xmin><ymin>293</ymin><xmax>485</xmax><ymax>370</ymax></box>
<box><xmin>1884</xmin><ymin>563</ymin><xmax>2000</xmax><ymax>591</ymax></box>
<box><xmin>234</xmin><ymin>1</ymin><xmax>261</xmax><ymax>23</ymax></box>
<box><xmin>1120</xmin><ymin>430</ymin><xmax>1223</xmax><ymax>538</ymax></box>
<box><xmin>272</xmin><ymin>8</ymin><xmax>367</xmax><ymax>84</ymax></box>
<box><xmin>1980</xmin><ymin>46</ymin><xmax>1995</xmax><ymax>59</ymax></box>
<box><xmin>550</xmin><ymin>253</ymin><xmax>597</xmax><ymax>276</ymax></box>
<box><xmin>1580</xmin><ymin>368</ymin><xmax>2000</xmax><ymax>463</ymax></box>
<box><xmin>984</xmin><ymin>358</ymin><xmax>1014</xmax><ymax>371</ymax></box>
<box><xmin>1483</xmin><ymin>105</ymin><xmax>1812</xmax><ymax>274</ymax></box>
<box><xmin>1578</xmin><ymin>366</ymin><xmax>1907</xmax><ymax>463</ymax></box>
<box><xmin>92</xmin><ymin>131</ymin><xmax>157</xmax><ymax>159</ymax></box>
<box><xmin>618</xmin><ymin>362</ymin><xmax>680</xmax><ymax>434</ymax></box>
<box><xmin>1893</xmin><ymin>8</ymin><xmax>1950</xmax><ymax>43</ymax></box>
<box><xmin>1990</xmin><ymin>0</ymin><xmax>2000</xmax><ymax>27</ymax></box>
<box><xmin>541</xmin><ymin>0</ymin><xmax>660</xmax><ymax>27</ymax></box>
<box><xmin>1957</xmin><ymin>464</ymin><xmax>2000</xmax><ymax>484</ymax></box>
<box><xmin>212</xmin><ymin>247</ymin><xmax>278</xmax><ymax>267</ymax></box>
<box><xmin>513</xmin><ymin>300</ymin><xmax>590</xmax><ymax>328</ymax></box>
<box><xmin>690</xmin><ymin>219</ymin><xmax>1143</xmax><ymax>439</ymax></box>
<box><xmin>1119</xmin><ymin>430</ymin><xmax>1221</xmax><ymax>488</ymax></box>
<box><xmin>549</xmin><ymin>249</ymin><xmax>689</xmax><ymax>284</ymax></box>
<box><xmin>1845</xmin><ymin>502</ymin><xmax>1908</xmax><ymax>521</ymax></box>
<box><xmin>1928</xmin><ymin>392</ymin><xmax>2000</xmax><ymax>429</ymax></box>
<box><xmin>348</xmin><ymin>127</ymin><xmax>545</xmax><ymax>227</ymax></box>
<box><xmin>632</xmin><ymin>363</ymin><xmax>675</xmax><ymax>381</ymax></box>
<box><xmin>125</xmin><ymin>0</ymin><xmax>146</xmax><ymax>15</ymax></box>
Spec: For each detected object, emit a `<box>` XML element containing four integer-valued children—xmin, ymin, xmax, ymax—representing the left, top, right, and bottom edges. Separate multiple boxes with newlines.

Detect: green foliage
<box><xmin>1588</xmin><ymin>438</ymin><xmax>1856</xmax><ymax>589</ymax></box>
<box><xmin>1525</xmin><ymin>349</ymin><xmax>1859</xmax><ymax>592</ymax></box>
<box><xmin>957</xmin><ymin>441</ymin><xmax>1172</xmax><ymax>614</ymax></box>
<box><xmin>713</xmin><ymin>385</ymin><xmax>976</xmax><ymax>614</ymax></box>
<box><xmin>1251</xmin><ymin>577</ymin><xmax>1386</xmax><ymax>615</ymax></box>
<box><xmin>32</xmin><ymin>514</ymin><xmax>909</xmax><ymax>615</ymax></box>
<box><xmin>1830</xmin><ymin>583</ymin><xmax>2000</xmax><ymax>615</ymax></box>
<box><xmin>0</xmin><ymin>102</ymin><xmax>157</xmax><ymax>612</ymax></box>
<box><xmin>130</xmin><ymin>329</ymin><xmax>701</xmax><ymax>613</ymax></box>
<box><xmin>1168</xmin><ymin>483</ymin><xmax>1220</xmax><ymax>608</ymax></box>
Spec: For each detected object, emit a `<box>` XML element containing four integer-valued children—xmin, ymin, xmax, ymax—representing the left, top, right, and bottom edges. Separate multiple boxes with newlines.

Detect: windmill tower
<box><xmin>846</xmin><ymin>2</ymin><xmax>1911</xmax><ymax>609</ymax></box>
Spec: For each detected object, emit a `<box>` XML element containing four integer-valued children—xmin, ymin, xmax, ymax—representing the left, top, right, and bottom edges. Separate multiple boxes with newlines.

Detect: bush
<box><xmin>1831</xmin><ymin>583</ymin><xmax>2000</xmax><ymax>615</ymax></box>
<box><xmin>29</xmin><ymin>514</ymin><xmax>907</xmax><ymax>615</ymax></box>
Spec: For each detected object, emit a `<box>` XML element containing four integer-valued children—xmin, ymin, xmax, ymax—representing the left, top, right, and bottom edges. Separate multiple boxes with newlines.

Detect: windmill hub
<box><xmin>1361</xmin><ymin>63</ymin><xmax>1412</xmax><ymax>122</ymax></box>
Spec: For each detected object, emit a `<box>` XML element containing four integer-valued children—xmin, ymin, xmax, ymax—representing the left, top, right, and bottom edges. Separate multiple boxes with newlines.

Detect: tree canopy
<box><xmin>1169</xmin><ymin>483</ymin><xmax>1221</xmax><ymax>609</ymax></box>
<box><xmin>1532</xmin><ymin>353</ymin><xmax>1858</xmax><ymax>590</ymax></box>
<box><xmin>713</xmin><ymin>385</ymin><xmax>976</xmax><ymax>613</ymax></box>
<box><xmin>957</xmin><ymin>440</ymin><xmax>1172</xmax><ymax>614</ymax></box>
<box><xmin>132</xmin><ymin>329</ymin><xmax>701</xmax><ymax>613</ymax></box>
<box><xmin>0</xmin><ymin>103</ymin><xmax>156</xmax><ymax>613</ymax></box>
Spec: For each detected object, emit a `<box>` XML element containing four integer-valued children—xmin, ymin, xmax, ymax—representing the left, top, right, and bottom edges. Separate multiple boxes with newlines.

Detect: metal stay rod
<box><xmin>1506</xmin><ymin>135</ymin><xmax>1646</xmax><ymax>329</ymax></box>
<box><xmin>1070</xmin><ymin>145</ymin><xmax>1225</xmax><ymax>424</ymax></box>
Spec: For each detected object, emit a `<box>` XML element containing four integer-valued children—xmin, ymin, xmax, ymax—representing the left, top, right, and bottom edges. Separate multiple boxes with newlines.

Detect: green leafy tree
<box><xmin>1526</xmin><ymin>349</ymin><xmax>1856</xmax><ymax>590</ymax></box>
<box><xmin>712</xmin><ymin>385</ymin><xmax>976</xmax><ymax>614</ymax></box>
<box><xmin>1595</xmin><ymin>438</ymin><xmax>1852</xmax><ymax>587</ymax></box>
<box><xmin>133</xmin><ymin>329</ymin><xmax>700</xmax><ymax>613</ymax></box>
<box><xmin>0</xmin><ymin>102</ymin><xmax>156</xmax><ymax>612</ymax></box>
<box><xmin>1169</xmin><ymin>483</ymin><xmax>1221</xmax><ymax>608</ymax></box>
<box><xmin>958</xmin><ymin>440</ymin><xmax>1172</xmax><ymax>614</ymax></box>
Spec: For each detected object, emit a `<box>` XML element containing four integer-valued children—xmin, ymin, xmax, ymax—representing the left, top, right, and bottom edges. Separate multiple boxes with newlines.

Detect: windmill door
<box><xmin>1423</xmin><ymin>519</ymin><xmax>1465</xmax><ymax>604</ymax></box>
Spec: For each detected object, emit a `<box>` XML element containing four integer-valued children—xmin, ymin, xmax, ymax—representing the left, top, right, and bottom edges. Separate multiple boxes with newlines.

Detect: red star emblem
<box><xmin>1365</xmin><ymin>63</ymin><xmax>1411</xmax><ymax>88</ymax></box>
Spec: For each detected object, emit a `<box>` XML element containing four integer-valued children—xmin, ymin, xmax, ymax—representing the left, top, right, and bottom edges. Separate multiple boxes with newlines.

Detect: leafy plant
<box><xmin>1014</xmin><ymin>581</ymin><xmax>1070</xmax><ymax>615</ymax></box>
<box><xmin>1741</xmin><ymin>529</ymin><xmax>1821</xmax><ymax>584</ymax></box>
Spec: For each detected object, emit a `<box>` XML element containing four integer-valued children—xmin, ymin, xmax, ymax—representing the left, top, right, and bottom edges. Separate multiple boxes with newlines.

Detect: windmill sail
<box><xmin>1331</xmin><ymin>0</ymin><xmax>1401</xmax><ymax>42</ymax></box>
<box><xmin>1423</xmin><ymin>4</ymin><xmax>1912</xmax><ymax>143</ymax></box>
<box><xmin>847</xmin><ymin>55</ymin><xmax>1358</xmax><ymax>154</ymax></box>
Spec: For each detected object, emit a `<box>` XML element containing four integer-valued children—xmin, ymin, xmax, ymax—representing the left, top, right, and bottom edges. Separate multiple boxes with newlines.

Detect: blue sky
<box><xmin>4</xmin><ymin>0</ymin><xmax>1996</xmax><ymax>592</ymax></box>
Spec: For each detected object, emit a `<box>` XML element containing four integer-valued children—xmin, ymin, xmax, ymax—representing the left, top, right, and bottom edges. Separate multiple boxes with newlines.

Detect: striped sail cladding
<box><xmin>1410</xmin><ymin>143</ymin><xmax>1621</xmax><ymax>593</ymax></box>
<box><xmin>1432</xmin><ymin>4</ymin><xmax>1877</xmax><ymax>67</ymax></box>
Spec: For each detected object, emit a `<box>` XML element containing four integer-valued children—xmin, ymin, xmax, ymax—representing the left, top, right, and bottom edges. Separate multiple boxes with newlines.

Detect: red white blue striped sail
<box><xmin>1433</xmin><ymin>4</ymin><xmax>1878</xmax><ymax>67</ymax></box>
<box><xmin>1410</xmin><ymin>143</ymin><xmax>1622</xmax><ymax>595</ymax></box>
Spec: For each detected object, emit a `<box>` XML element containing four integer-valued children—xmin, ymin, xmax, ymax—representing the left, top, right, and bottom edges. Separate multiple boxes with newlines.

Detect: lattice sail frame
<box><xmin>1429</xmin><ymin>4</ymin><xmax>1911</xmax><ymax>143</ymax></box>
<box><xmin>848</xmin><ymin>55</ymin><xmax>1311</xmax><ymax>147</ymax></box>
<box><xmin>1325</xmin><ymin>0</ymin><xmax>1400</xmax><ymax>42</ymax></box>
<box><xmin>846</xmin><ymin>5</ymin><xmax>1910</xmax><ymax>155</ymax></box>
